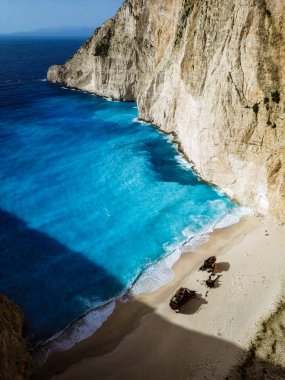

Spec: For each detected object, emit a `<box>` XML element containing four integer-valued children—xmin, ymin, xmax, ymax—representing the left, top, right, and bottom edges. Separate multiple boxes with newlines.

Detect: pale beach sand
<box><xmin>34</xmin><ymin>216</ymin><xmax>285</xmax><ymax>380</ymax></box>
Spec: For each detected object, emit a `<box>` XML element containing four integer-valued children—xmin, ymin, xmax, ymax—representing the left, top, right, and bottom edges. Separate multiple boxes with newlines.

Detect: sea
<box><xmin>0</xmin><ymin>37</ymin><xmax>248</xmax><ymax>359</ymax></box>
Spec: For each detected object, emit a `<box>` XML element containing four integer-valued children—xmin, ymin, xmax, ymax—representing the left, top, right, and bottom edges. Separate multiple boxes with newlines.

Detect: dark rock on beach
<box><xmin>199</xmin><ymin>256</ymin><xmax>217</xmax><ymax>273</ymax></box>
<box><xmin>205</xmin><ymin>274</ymin><xmax>222</xmax><ymax>288</ymax></box>
<box><xmin>169</xmin><ymin>287</ymin><xmax>197</xmax><ymax>313</ymax></box>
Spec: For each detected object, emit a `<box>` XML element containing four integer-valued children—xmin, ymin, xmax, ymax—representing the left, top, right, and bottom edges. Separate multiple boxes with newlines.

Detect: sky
<box><xmin>0</xmin><ymin>0</ymin><xmax>124</xmax><ymax>34</ymax></box>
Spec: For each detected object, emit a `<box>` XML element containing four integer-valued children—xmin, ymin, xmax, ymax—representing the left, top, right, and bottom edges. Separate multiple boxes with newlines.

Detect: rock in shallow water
<box><xmin>0</xmin><ymin>294</ymin><xmax>33</xmax><ymax>380</ymax></box>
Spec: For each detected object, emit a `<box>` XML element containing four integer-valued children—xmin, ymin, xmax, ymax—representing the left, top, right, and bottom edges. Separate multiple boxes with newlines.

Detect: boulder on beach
<box><xmin>199</xmin><ymin>256</ymin><xmax>217</xmax><ymax>273</ymax></box>
<box><xmin>169</xmin><ymin>287</ymin><xmax>197</xmax><ymax>313</ymax></box>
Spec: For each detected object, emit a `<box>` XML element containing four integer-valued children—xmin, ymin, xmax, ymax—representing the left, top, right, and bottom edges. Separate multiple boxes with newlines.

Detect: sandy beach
<box><xmin>34</xmin><ymin>215</ymin><xmax>285</xmax><ymax>380</ymax></box>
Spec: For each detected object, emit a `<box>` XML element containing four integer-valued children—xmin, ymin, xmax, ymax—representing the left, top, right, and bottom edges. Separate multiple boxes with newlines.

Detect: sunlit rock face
<box><xmin>48</xmin><ymin>0</ymin><xmax>285</xmax><ymax>223</ymax></box>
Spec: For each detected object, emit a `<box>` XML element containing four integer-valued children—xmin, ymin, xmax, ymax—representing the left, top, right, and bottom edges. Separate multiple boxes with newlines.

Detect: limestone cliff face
<box><xmin>48</xmin><ymin>0</ymin><xmax>285</xmax><ymax>223</ymax></box>
<box><xmin>0</xmin><ymin>295</ymin><xmax>33</xmax><ymax>380</ymax></box>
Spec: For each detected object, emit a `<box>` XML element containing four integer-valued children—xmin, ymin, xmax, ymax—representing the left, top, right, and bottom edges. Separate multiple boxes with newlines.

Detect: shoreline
<box><xmin>31</xmin><ymin>109</ymin><xmax>247</xmax><ymax>363</ymax></box>
<box><xmin>33</xmin><ymin>205</ymin><xmax>248</xmax><ymax>365</ymax></box>
<box><xmin>34</xmin><ymin>215</ymin><xmax>285</xmax><ymax>379</ymax></box>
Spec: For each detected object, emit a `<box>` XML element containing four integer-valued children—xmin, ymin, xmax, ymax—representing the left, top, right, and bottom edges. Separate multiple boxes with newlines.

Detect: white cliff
<box><xmin>48</xmin><ymin>0</ymin><xmax>285</xmax><ymax>223</ymax></box>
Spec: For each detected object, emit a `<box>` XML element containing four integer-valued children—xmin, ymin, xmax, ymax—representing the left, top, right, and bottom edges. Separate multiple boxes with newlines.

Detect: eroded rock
<box><xmin>199</xmin><ymin>256</ymin><xmax>217</xmax><ymax>273</ymax></box>
<box><xmin>169</xmin><ymin>287</ymin><xmax>197</xmax><ymax>313</ymax></box>
<box><xmin>0</xmin><ymin>294</ymin><xmax>33</xmax><ymax>380</ymax></box>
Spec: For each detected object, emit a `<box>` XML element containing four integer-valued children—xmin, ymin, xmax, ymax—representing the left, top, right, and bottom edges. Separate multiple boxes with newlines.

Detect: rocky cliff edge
<box><xmin>48</xmin><ymin>0</ymin><xmax>285</xmax><ymax>223</ymax></box>
<box><xmin>0</xmin><ymin>294</ymin><xmax>33</xmax><ymax>380</ymax></box>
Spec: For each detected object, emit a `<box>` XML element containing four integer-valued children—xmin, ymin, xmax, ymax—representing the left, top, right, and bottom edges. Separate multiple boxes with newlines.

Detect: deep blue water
<box><xmin>0</xmin><ymin>37</ymin><xmax>238</xmax><ymax>345</ymax></box>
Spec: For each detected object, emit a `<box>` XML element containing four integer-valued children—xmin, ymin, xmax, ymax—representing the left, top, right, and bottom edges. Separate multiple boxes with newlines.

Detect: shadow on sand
<box><xmin>215</xmin><ymin>262</ymin><xmax>231</xmax><ymax>273</ymax></box>
<box><xmin>1</xmin><ymin>209</ymin><xmax>284</xmax><ymax>380</ymax></box>
<box><xmin>179</xmin><ymin>293</ymin><xmax>208</xmax><ymax>315</ymax></box>
<box><xmin>33</xmin><ymin>299</ymin><xmax>285</xmax><ymax>380</ymax></box>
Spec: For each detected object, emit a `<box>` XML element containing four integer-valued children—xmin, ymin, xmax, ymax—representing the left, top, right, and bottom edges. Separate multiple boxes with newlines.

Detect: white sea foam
<box><xmin>163</xmin><ymin>134</ymin><xmax>174</xmax><ymax>144</ymax></box>
<box><xmin>214</xmin><ymin>206</ymin><xmax>253</xmax><ymax>229</ymax></box>
<box><xmin>103</xmin><ymin>97</ymin><xmax>120</xmax><ymax>102</ymax></box>
<box><xmin>34</xmin><ymin>301</ymin><xmax>116</xmax><ymax>365</ymax></box>
<box><xmin>213</xmin><ymin>187</ymin><xmax>226</xmax><ymax>197</ymax></box>
<box><xmin>129</xmin><ymin>248</ymin><xmax>181</xmax><ymax>296</ymax></box>
<box><xmin>105</xmin><ymin>97</ymin><xmax>113</xmax><ymax>101</ymax></box>
<box><xmin>129</xmin><ymin>206</ymin><xmax>252</xmax><ymax>297</ymax></box>
<box><xmin>175</xmin><ymin>154</ymin><xmax>193</xmax><ymax>171</ymax></box>
<box><xmin>132</xmin><ymin>117</ymin><xmax>150</xmax><ymax>125</ymax></box>
<box><xmin>161</xmin><ymin>133</ymin><xmax>193</xmax><ymax>170</ymax></box>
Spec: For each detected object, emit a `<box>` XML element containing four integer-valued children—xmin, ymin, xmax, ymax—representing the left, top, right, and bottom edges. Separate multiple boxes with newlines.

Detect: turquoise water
<box><xmin>0</xmin><ymin>38</ymin><xmax>239</xmax><ymax>347</ymax></box>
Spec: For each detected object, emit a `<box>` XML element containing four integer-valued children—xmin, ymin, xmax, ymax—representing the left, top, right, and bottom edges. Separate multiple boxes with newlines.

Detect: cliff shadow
<box><xmin>2</xmin><ymin>212</ymin><xmax>284</xmax><ymax>380</ymax></box>
<box><xmin>0</xmin><ymin>208</ymin><xmax>124</xmax><ymax>345</ymax></box>
<box><xmin>33</xmin><ymin>298</ymin><xmax>285</xmax><ymax>380</ymax></box>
